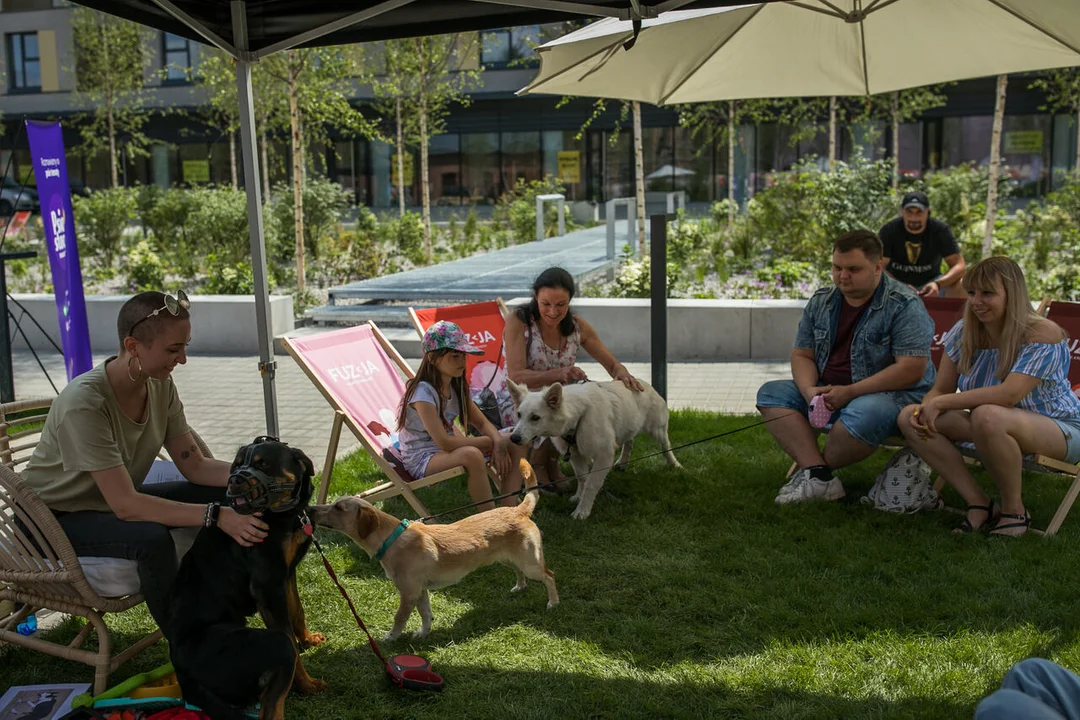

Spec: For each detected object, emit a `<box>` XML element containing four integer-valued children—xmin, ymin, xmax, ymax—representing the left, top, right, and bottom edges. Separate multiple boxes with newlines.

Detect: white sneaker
<box><xmin>775</xmin><ymin>468</ymin><xmax>810</xmax><ymax>503</ymax></box>
<box><xmin>776</xmin><ymin>475</ymin><xmax>845</xmax><ymax>504</ymax></box>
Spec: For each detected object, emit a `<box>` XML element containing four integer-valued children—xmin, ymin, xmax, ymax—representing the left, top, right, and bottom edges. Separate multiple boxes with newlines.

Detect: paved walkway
<box><xmin>11</xmin><ymin>350</ymin><xmax>788</xmax><ymax>467</ymax></box>
<box><xmin>325</xmin><ymin>221</ymin><xmax>640</xmax><ymax>302</ymax></box>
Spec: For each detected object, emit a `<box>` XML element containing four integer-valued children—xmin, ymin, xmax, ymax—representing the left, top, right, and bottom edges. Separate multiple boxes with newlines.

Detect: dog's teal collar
<box><xmin>375</xmin><ymin>519</ymin><xmax>411</xmax><ymax>562</ymax></box>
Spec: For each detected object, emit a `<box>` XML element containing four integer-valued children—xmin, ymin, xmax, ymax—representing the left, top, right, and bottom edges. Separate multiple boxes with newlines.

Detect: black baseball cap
<box><xmin>902</xmin><ymin>191</ymin><xmax>929</xmax><ymax>211</ymax></box>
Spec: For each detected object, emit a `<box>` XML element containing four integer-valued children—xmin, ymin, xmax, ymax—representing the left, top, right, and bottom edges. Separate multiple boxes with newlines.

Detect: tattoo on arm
<box><xmin>180</xmin><ymin>445</ymin><xmax>198</xmax><ymax>461</ymax></box>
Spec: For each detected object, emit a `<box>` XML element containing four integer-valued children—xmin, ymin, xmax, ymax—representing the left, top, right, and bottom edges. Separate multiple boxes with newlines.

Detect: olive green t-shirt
<box><xmin>22</xmin><ymin>358</ymin><xmax>190</xmax><ymax>513</ymax></box>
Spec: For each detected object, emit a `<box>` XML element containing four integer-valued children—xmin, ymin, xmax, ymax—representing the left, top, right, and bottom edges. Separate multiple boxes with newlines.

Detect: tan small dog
<box><xmin>309</xmin><ymin>458</ymin><xmax>558</xmax><ymax>641</ymax></box>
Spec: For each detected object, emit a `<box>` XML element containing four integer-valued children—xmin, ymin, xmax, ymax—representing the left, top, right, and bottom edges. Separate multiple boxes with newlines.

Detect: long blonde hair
<box><xmin>958</xmin><ymin>256</ymin><xmax>1059</xmax><ymax>381</ymax></box>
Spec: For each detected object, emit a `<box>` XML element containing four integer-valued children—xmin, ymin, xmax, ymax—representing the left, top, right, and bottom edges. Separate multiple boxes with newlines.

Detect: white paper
<box><xmin>0</xmin><ymin>683</ymin><xmax>91</xmax><ymax>720</ymax></box>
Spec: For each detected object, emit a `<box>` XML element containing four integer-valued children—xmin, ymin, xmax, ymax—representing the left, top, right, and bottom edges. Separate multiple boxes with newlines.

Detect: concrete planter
<box><xmin>9</xmin><ymin>294</ymin><xmax>294</xmax><ymax>355</ymax></box>
<box><xmin>505</xmin><ymin>297</ymin><xmax>805</xmax><ymax>361</ymax></box>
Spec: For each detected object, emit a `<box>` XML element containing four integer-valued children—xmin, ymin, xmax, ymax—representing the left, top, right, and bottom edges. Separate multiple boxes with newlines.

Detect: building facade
<box><xmin>2</xmin><ymin>0</ymin><xmax>1077</xmax><ymax>213</ymax></box>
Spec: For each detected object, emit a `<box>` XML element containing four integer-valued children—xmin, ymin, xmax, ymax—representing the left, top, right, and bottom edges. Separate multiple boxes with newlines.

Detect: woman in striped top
<box><xmin>898</xmin><ymin>256</ymin><xmax>1080</xmax><ymax>536</ymax></box>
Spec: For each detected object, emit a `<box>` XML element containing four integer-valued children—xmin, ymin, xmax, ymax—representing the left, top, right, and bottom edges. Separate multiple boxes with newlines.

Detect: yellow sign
<box><xmin>391</xmin><ymin>154</ymin><xmax>414</xmax><ymax>187</ymax></box>
<box><xmin>17</xmin><ymin>165</ymin><xmax>36</xmax><ymax>186</ymax></box>
<box><xmin>557</xmin><ymin>151</ymin><xmax>580</xmax><ymax>184</ymax></box>
<box><xmin>1004</xmin><ymin>131</ymin><xmax>1043</xmax><ymax>154</ymax></box>
<box><xmin>182</xmin><ymin>160</ymin><xmax>210</xmax><ymax>184</ymax></box>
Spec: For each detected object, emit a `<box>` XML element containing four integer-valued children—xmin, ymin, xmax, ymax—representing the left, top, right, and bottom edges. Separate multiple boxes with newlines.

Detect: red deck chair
<box><xmin>409</xmin><ymin>299</ymin><xmax>515</xmax><ymax>430</ymax></box>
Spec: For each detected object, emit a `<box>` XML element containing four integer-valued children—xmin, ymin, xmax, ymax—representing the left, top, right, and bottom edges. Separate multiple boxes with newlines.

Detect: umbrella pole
<box><xmin>232</xmin><ymin>0</ymin><xmax>280</xmax><ymax>436</ymax></box>
<box><xmin>650</xmin><ymin>213</ymin><xmax>668</xmax><ymax>400</ymax></box>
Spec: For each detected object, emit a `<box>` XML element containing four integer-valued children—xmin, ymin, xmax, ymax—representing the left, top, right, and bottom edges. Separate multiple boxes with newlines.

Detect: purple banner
<box><xmin>25</xmin><ymin>120</ymin><xmax>92</xmax><ymax>381</ymax></box>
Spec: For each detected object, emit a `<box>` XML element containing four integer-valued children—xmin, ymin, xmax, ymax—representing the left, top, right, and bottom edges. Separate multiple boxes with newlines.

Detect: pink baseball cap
<box><xmin>421</xmin><ymin>321</ymin><xmax>484</xmax><ymax>355</ymax></box>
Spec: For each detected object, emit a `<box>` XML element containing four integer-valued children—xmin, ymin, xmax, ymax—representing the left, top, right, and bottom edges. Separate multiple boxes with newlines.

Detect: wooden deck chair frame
<box><xmin>0</xmin><ymin>398</ymin><xmax>214</xmax><ymax>694</ymax></box>
<box><xmin>283</xmin><ymin>321</ymin><xmax>497</xmax><ymax>516</ymax></box>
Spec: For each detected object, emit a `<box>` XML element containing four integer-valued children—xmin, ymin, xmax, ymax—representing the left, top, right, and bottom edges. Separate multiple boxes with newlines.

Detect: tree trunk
<box><xmin>420</xmin><ymin>102</ymin><xmax>431</xmax><ymax>263</ymax></box>
<box><xmin>396</xmin><ymin>96</ymin><xmax>406</xmax><ymax>217</ymax></box>
<box><xmin>417</xmin><ymin>39</ymin><xmax>432</xmax><ymax>263</ymax></box>
<box><xmin>828</xmin><ymin>96</ymin><xmax>837</xmax><ymax>171</ymax></box>
<box><xmin>727</xmin><ymin>101</ymin><xmax>736</xmax><ymax>230</ymax></box>
<box><xmin>259</xmin><ymin>124</ymin><xmax>271</xmax><ymax>200</ymax></box>
<box><xmin>103</xmin><ymin>22</ymin><xmax>118</xmax><ymax>188</ymax></box>
<box><xmin>107</xmin><ymin>105</ymin><xmax>118</xmax><ymax>188</ymax></box>
<box><xmin>288</xmin><ymin>51</ymin><xmax>306</xmax><ymax>294</ymax></box>
<box><xmin>891</xmin><ymin>91</ymin><xmax>900</xmax><ymax>191</ymax></box>
<box><xmin>229</xmin><ymin>130</ymin><xmax>238</xmax><ymax>189</ymax></box>
<box><xmin>983</xmin><ymin>74</ymin><xmax>1008</xmax><ymax>259</ymax></box>
<box><xmin>1075</xmin><ymin>106</ymin><xmax>1080</xmax><ymax>174</ymax></box>
<box><xmin>632</xmin><ymin>101</ymin><xmax>646</xmax><ymax>256</ymax></box>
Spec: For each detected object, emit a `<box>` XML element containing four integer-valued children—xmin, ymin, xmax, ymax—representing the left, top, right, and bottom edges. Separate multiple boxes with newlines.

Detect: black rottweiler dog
<box><xmin>167</xmin><ymin>437</ymin><xmax>326</xmax><ymax>720</ymax></box>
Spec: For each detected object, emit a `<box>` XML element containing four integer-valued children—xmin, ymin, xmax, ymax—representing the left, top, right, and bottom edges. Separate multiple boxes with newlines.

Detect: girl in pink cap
<box><xmin>396</xmin><ymin>320</ymin><xmax>527</xmax><ymax>510</ymax></box>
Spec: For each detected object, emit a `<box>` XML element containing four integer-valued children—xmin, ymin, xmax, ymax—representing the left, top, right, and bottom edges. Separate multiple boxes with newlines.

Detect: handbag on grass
<box><xmin>862</xmin><ymin>448</ymin><xmax>942</xmax><ymax>514</ymax></box>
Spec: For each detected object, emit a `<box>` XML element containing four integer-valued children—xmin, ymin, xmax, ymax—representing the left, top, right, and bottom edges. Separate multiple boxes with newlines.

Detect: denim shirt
<box><xmin>794</xmin><ymin>273</ymin><xmax>936</xmax><ymax>393</ymax></box>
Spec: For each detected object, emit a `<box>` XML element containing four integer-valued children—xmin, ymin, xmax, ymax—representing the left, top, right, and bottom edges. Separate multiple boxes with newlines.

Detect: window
<box><xmin>480</xmin><ymin>25</ymin><xmax>540</xmax><ymax>68</ymax></box>
<box><xmin>7</xmin><ymin>32</ymin><xmax>41</xmax><ymax>93</ymax></box>
<box><xmin>163</xmin><ymin>32</ymin><xmax>192</xmax><ymax>83</ymax></box>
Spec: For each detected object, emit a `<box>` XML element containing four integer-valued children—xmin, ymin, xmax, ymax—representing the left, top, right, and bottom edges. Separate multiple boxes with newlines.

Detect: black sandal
<box><xmin>989</xmin><ymin>511</ymin><xmax>1031</xmax><ymax>537</ymax></box>
<box><xmin>953</xmin><ymin>500</ymin><xmax>997</xmax><ymax>534</ymax></box>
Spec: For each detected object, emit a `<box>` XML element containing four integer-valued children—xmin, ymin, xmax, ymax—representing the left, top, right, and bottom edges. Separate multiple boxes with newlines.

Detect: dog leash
<box><xmin>416</xmin><ymin>414</ymin><xmax>794</xmax><ymax>523</ymax></box>
<box><xmin>303</xmin><ymin>516</ymin><xmax>444</xmax><ymax>691</ymax></box>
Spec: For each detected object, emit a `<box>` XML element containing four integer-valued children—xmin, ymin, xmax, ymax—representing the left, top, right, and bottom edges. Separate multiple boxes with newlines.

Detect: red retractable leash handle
<box><xmin>306</xmin><ymin>524</ymin><xmax>443</xmax><ymax>692</ymax></box>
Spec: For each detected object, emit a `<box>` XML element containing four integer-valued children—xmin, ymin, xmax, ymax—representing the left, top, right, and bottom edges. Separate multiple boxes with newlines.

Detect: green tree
<box><xmin>1031</xmin><ymin>67</ymin><xmax>1080</xmax><ymax>173</ymax></box>
<box><xmin>195</xmin><ymin>50</ymin><xmax>278</xmax><ymax>193</ymax></box>
<box><xmin>678</xmin><ymin>100</ymin><xmax>775</xmax><ymax>229</ymax></box>
<box><xmin>262</xmin><ymin>46</ymin><xmax>379</xmax><ymax>293</ymax></box>
<box><xmin>71</xmin><ymin>7</ymin><xmax>154</xmax><ymax>188</ymax></box>
<box><xmin>387</xmin><ymin>35</ymin><xmax>481</xmax><ymax>263</ymax></box>
<box><xmin>372</xmin><ymin>41</ymin><xmax>418</xmax><ymax>218</ymax></box>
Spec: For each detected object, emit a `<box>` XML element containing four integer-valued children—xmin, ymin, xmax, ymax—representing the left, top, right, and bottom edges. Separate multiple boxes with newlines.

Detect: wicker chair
<box><xmin>0</xmin><ymin>397</ymin><xmax>214</xmax><ymax>695</ymax></box>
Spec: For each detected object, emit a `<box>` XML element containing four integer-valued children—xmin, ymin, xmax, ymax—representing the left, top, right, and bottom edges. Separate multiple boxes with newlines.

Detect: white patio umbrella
<box><xmin>520</xmin><ymin>0</ymin><xmax>1080</xmax><ymax>104</ymax></box>
<box><xmin>645</xmin><ymin>164</ymin><xmax>695</xmax><ymax>179</ymax></box>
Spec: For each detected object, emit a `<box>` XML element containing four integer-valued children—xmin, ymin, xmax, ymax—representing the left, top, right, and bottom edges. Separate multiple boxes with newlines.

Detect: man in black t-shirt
<box><xmin>879</xmin><ymin>191</ymin><xmax>966</xmax><ymax>297</ymax></box>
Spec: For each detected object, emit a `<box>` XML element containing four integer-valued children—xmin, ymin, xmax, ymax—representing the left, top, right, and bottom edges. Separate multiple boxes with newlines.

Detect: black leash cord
<box><xmin>416</xmin><ymin>412</ymin><xmax>795</xmax><ymax>523</ymax></box>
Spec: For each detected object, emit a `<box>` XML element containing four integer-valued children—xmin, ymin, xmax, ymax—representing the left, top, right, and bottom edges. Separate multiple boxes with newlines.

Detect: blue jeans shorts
<box><xmin>1051</xmin><ymin>417</ymin><xmax>1080</xmax><ymax>465</ymax></box>
<box><xmin>756</xmin><ymin>379</ymin><xmax>923</xmax><ymax>448</ymax></box>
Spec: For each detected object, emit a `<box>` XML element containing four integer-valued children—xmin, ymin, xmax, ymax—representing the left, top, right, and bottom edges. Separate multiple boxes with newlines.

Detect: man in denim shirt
<box><xmin>756</xmin><ymin>230</ymin><xmax>935</xmax><ymax>503</ymax></box>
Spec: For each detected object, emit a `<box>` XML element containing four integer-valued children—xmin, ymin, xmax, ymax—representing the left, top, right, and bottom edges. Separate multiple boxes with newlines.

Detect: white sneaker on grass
<box><xmin>775</xmin><ymin>468</ymin><xmax>810</xmax><ymax>503</ymax></box>
<box><xmin>776</xmin><ymin>473</ymin><xmax>845</xmax><ymax>504</ymax></box>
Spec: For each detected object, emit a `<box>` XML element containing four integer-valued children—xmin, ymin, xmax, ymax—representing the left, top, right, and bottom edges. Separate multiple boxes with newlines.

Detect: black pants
<box><xmin>53</xmin><ymin>482</ymin><xmax>225</xmax><ymax>634</ymax></box>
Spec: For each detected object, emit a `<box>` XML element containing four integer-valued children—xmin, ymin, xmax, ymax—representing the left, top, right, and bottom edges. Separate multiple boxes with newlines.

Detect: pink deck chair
<box><xmin>283</xmin><ymin>321</ymin><xmax>480</xmax><ymax>516</ymax></box>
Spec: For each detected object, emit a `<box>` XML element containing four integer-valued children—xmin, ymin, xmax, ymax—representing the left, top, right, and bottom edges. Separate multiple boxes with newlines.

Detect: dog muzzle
<box><xmin>226</xmin><ymin>436</ymin><xmax>301</xmax><ymax>515</ymax></box>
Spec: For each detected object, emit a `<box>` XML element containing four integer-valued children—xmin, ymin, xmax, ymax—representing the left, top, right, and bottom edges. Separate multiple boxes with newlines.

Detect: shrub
<box><xmin>493</xmin><ymin>177</ymin><xmax>577</xmax><ymax>245</ymax></box>
<box><xmin>145</xmin><ymin>188</ymin><xmax>196</xmax><ymax>273</ymax></box>
<box><xmin>186</xmin><ymin>186</ymin><xmax>249</xmax><ymax>265</ymax></box>
<box><xmin>268</xmin><ymin>177</ymin><xmax>350</xmax><ymax>264</ymax></box>
<box><xmin>71</xmin><ymin>187</ymin><xmax>137</xmax><ymax>269</ymax></box>
<box><xmin>201</xmin><ymin>253</ymin><xmax>255</xmax><ymax>294</ymax></box>
<box><xmin>126</xmin><ymin>239</ymin><xmax>166</xmax><ymax>291</ymax></box>
<box><xmin>377</xmin><ymin>211</ymin><xmax>426</xmax><ymax>267</ymax></box>
<box><xmin>135</xmin><ymin>183</ymin><xmax>163</xmax><ymax>234</ymax></box>
<box><xmin>918</xmin><ymin>163</ymin><xmax>1014</xmax><ymax>257</ymax></box>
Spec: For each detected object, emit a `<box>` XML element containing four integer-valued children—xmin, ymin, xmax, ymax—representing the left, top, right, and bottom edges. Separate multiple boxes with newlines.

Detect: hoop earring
<box><xmin>127</xmin><ymin>357</ymin><xmax>142</xmax><ymax>383</ymax></box>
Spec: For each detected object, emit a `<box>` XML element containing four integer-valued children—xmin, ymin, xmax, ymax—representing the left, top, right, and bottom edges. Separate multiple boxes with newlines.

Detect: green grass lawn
<box><xmin>4</xmin><ymin>412</ymin><xmax>1080</xmax><ymax>719</ymax></box>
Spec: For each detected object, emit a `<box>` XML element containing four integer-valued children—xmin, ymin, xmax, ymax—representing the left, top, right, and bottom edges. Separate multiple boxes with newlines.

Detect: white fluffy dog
<box><xmin>507</xmin><ymin>380</ymin><xmax>681</xmax><ymax>520</ymax></box>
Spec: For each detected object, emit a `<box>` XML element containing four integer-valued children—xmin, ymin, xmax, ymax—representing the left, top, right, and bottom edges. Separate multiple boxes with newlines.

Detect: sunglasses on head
<box><xmin>128</xmin><ymin>290</ymin><xmax>190</xmax><ymax>337</ymax></box>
